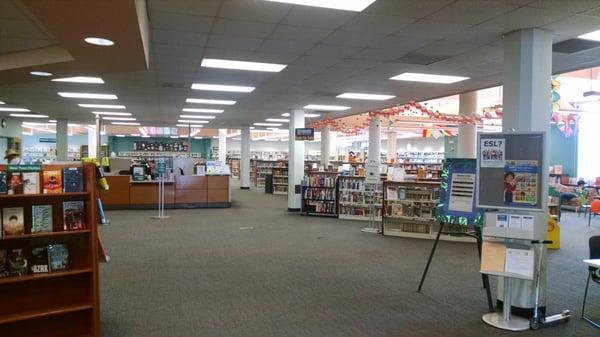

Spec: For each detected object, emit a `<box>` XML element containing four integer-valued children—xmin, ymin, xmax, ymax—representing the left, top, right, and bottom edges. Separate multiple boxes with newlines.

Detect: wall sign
<box><xmin>295</xmin><ymin>128</ymin><xmax>314</xmax><ymax>141</ymax></box>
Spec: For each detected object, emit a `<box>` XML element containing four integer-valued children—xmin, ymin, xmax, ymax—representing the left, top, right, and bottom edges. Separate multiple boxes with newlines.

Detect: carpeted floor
<box><xmin>99</xmin><ymin>184</ymin><xmax>600</xmax><ymax>337</ymax></box>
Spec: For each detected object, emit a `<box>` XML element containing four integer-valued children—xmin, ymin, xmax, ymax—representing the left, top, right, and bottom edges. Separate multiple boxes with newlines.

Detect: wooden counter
<box><xmin>101</xmin><ymin>175</ymin><xmax>230</xmax><ymax>209</ymax></box>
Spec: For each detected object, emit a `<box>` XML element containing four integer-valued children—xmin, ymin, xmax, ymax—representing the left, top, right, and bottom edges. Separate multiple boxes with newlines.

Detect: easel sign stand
<box><xmin>361</xmin><ymin>160</ymin><xmax>382</xmax><ymax>234</ymax></box>
<box><xmin>477</xmin><ymin>132</ymin><xmax>569</xmax><ymax>331</ymax></box>
<box><xmin>152</xmin><ymin>160</ymin><xmax>170</xmax><ymax>220</ymax></box>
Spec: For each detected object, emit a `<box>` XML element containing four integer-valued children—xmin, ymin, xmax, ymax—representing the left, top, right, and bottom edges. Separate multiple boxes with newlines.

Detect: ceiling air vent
<box><xmin>553</xmin><ymin>39</ymin><xmax>600</xmax><ymax>54</ymax></box>
<box><xmin>394</xmin><ymin>52</ymin><xmax>449</xmax><ymax>65</ymax></box>
<box><xmin>160</xmin><ymin>82</ymin><xmax>188</xmax><ymax>89</ymax></box>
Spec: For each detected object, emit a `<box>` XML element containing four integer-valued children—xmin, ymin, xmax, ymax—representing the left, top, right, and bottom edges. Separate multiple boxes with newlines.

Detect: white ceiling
<box><xmin>2</xmin><ymin>0</ymin><xmax>600</xmax><ymax>128</ymax></box>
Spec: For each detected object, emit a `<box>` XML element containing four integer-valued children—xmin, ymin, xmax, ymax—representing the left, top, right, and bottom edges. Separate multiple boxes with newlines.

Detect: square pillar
<box><xmin>288</xmin><ymin>109</ymin><xmax>305</xmax><ymax>210</ymax></box>
<box><xmin>56</xmin><ymin>119</ymin><xmax>68</xmax><ymax>161</ymax></box>
<box><xmin>240</xmin><ymin>127</ymin><xmax>251</xmax><ymax>189</ymax></box>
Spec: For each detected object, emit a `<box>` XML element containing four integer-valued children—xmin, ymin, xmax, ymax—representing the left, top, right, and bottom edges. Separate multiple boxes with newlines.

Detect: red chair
<box><xmin>589</xmin><ymin>201</ymin><xmax>600</xmax><ymax>227</ymax></box>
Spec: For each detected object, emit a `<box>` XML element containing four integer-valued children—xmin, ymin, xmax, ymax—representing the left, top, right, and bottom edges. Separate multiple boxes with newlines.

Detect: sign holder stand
<box><xmin>152</xmin><ymin>160</ymin><xmax>170</xmax><ymax>220</ymax></box>
<box><xmin>361</xmin><ymin>182</ymin><xmax>381</xmax><ymax>234</ymax></box>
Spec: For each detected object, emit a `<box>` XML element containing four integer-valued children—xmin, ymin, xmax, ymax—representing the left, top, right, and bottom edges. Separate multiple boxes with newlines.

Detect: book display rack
<box><xmin>272</xmin><ymin>162</ymin><xmax>288</xmax><ymax>195</ymax></box>
<box><xmin>226</xmin><ymin>158</ymin><xmax>240</xmax><ymax>178</ymax></box>
<box><xmin>301</xmin><ymin>172</ymin><xmax>339</xmax><ymax>217</ymax></box>
<box><xmin>0</xmin><ymin>162</ymin><xmax>99</xmax><ymax>337</ymax></box>
<box><xmin>338</xmin><ymin>176</ymin><xmax>383</xmax><ymax>221</ymax></box>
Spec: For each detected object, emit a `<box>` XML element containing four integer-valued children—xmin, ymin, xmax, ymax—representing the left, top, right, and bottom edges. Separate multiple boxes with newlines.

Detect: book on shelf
<box><xmin>8</xmin><ymin>248</ymin><xmax>27</xmax><ymax>276</ymax></box>
<box><xmin>8</xmin><ymin>172</ymin><xmax>24</xmax><ymax>195</ymax></box>
<box><xmin>0</xmin><ymin>170</ymin><xmax>7</xmax><ymax>194</ymax></box>
<box><xmin>0</xmin><ymin>249</ymin><xmax>8</xmax><ymax>278</ymax></box>
<box><xmin>43</xmin><ymin>169</ymin><xmax>63</xmax><ymax>193</ymax></box>
<box><xmin>2</xmin><ymin>207</ymin><xmax>24</xmax><ymax>236</ymax></box>
<box><xmin>32</xmin><ymin>205</ymin><xmax>53</xmax><ymax>233</ymax></box>
<box><xmin>63</xmin><ymin>167</ymin><xmax>83</xmax><ymax>192</ymax></box>
<box><xmin>23</xmin><ymin>172</ymin><xmax>40</xmax><ymax>194</ymax></box>
<box><xmin>48</xmin><ymin>243</ymin><xmax>69</xmax><ymax>271</ymax></box>
<box><xmin>63</xmin><ymin>201</ymin><xmax>86</xmax><ymax>231</ymax></box>
<box><xmin>30</xmin><ymin>246</ymin><xmax>49</xmax><ymax>274</ymax></box>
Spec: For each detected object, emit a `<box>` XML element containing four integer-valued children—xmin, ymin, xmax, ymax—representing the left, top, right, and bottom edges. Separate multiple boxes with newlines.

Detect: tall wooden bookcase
<box><xmin>0</xmin><ymin>162</ymin><xmax>99</xmax><ymax>337</ymax></box>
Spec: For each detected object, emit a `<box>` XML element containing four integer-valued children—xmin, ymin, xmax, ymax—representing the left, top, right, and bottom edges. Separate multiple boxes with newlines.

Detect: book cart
<box><xmin>0</xmin><ymin>162</ymin><xmax>99</xmax><ymax>337</ymax></box>
<box><xmin>337</xmin><ymin>176</ymin><xmax>383</xmax><ymax>221</ymax></box>
<box><xmin>301</xmin><ymin>172</ymin><xmax>339</xmax><ymax>217</ymax></box>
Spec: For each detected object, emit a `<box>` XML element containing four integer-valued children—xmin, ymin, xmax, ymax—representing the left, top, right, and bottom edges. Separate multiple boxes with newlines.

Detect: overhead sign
<box><xmin>295</xmin><ymin>128</ymin><xmax>314</xmax><ymax>141</ymax></box>
<box><xmin>39</xmin><ymin>138</ymin><xmax>56</xmax><ymax>143</ymax></box>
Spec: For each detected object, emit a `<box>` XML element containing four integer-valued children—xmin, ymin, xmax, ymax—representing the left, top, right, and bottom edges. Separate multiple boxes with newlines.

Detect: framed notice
<box><xmin>295</xmin><ymin>128</ymin><xmax>314</xmax><ymax>141</ymax></box>
<box><xmin>437</xmin><ymin>158</ymin><xmax>482</xmax><ymax>226</ymax></box>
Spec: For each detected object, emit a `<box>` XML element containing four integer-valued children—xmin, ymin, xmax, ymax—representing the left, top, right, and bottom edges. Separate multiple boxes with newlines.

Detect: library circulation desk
<box><xmin>100</xmin><ymin>175</ymin><xmax>231</xmax><ymax>209</ymax></box>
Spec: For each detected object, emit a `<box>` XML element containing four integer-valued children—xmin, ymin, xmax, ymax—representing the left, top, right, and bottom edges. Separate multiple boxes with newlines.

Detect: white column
<box><xmin>240</xmin><ymin>127</ymin><xmax>250</xmax><ymax>189</ymax></box>
<box><xmin>457</xmin><ymin>91</ymin><xmax>477</xmax><ymax>158</ymax></box>
<box><xmin>87</xmin><ymin>126</ymin><xmax>97</xmax><ymax>159</ymax></box>
<box><xmin>320</xmin><ymin>125</ymin><xmax>331</xmax><ymax>166</ymax></box>
<box><xmin>218</xmin><ymin>128</ymin><xmax>227</xmax><ymax>163</ymax></box>
<box><xmin>386</xmin><ymin>131</ymin><xmax>397</xmax><ymax>163</ymax></box>
<box><xmin>499</xmin><ymin>28</ymin><xmax>552</xmax><ymax>312</ymax></box>
<box><xmin>56</xmin><ymin>119</ymin><xmax>68</xmax><ymax>161</ymax></box>
<box><xmin>368</xmin><ymin>115</ymin><xmax>381</xmax><ymax>162</ymax></box>
<box><xmin>288</xmin><ymin>109</ymin><xmax>305</xmax><ymax>210</ymax></box>
<box><xmin>95</xmin><ymin>116</ymin><xmax>101</xmax><ymax>160</ymax></box>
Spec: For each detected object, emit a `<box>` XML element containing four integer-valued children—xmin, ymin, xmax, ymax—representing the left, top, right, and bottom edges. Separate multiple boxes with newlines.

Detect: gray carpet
<box><xmin>99</xmin><ymin>185</ymin><xmax>600</xmax><ymax>337</ymax></box>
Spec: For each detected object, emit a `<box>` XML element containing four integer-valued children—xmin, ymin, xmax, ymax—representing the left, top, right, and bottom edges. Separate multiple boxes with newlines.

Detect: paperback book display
<box><xmin>8</xmin><ymin>172</ymin><xmax>23</xmax><ymax>194</ymax></box>
<box><xmin>63</xmin><ymin>166</ymin><xmax>83</xmax><ymax>192</ymax></box>
<box><xmin>2</xmin><ymin>207</ymin><xmax>25</xmax><ymax>236</ymax></box>
<box><xmin>32</xmin><ymin>205</ymin><xmax>53</xmax><ymax>233</ymax></box>
<box><xmin>383</xmin><ymin>182</ymin><xmax>442</xmax><ymax>237</ymax></box>
<box><xmin>43</xmin><ymin>169</ymin><xmax>62</xmax><ymax>193</ymax></box>
<box><xmin>0</xmin><ymin>244</ymin><xmax>70</xmax><ymax>278</ymax></box>
<box><xmin>301</xmin><ymin>172</ymin><xmax>339</xmax><ymax>216</ymax></box>
<box><xmin>22</xmin><ymin>172</ymin><xmax>39</xmax><ymax>194</ymax></box>
<box><xmin>0</xmin><ymin>171</ymin><xmax>6</xmax><ymax>194</ymax></box>
<box><xmin>338</xmin><ymin>176</ymin><xmax>383</xmax><ymax>221</ymax></box>
<box><xmin>63</xmin><ymin>201</ymin><xmax>86</xmax><ymax>231</ymax></box>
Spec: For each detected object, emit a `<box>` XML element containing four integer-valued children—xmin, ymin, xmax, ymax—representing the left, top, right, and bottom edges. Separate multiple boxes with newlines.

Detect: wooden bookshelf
<box><xmin>0</xmin><ymin>162</ymin><xmax>99</xmax><ymax>337</ymax></box>
<box><xmin>272</xmin><ymin>162</ymin><xmax>288</xmax><ymax>195</ymax></box>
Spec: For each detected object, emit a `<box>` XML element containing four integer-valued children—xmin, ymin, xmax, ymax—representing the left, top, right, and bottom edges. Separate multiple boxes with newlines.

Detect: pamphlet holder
<box><xmin>361</xmin><ymin>181</ymin><xmax>381</xmax><ymax>234</ymax></box>
<box><xmin>151</xmin><ymin>175</ymin><xmax>170</xmax><ymax>220</ymax></box>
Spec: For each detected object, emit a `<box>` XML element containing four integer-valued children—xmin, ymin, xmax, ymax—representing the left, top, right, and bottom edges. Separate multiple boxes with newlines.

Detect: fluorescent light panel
<box><xmin>337</xmin><ymin>93</ymin><xmax>395</xmax><ymax>100</ymax></box>
<box><xmin>182</xmin><ymin>108</ymin><xmax>223</xmax><ymax>113</ymax></box>
<box><xmin>179</xmin><ymin>115</ymin><xmax>215</xmax><ymax>119</ymax></box>
<box><xmin>115</xmin><ymin>134</ymin><xmax>125</xmax><ymax>137</ymax></box>
<box><xmin>304</xmin><ymin>104</ymin><xmax>350</xmax><ymax>111</ymax></box>
<box><xmin>102</xmin><ymin>117</ymin><xmax>136</xmax><ymax>121</ymax></box>
<box><xmin>265</xmin><ymin>0</ymin><xmax>376</xmax><ymax>12</ymax></box>
<box><xmin>281</xmin><ymin>112</ymin><xmax>320</xmax><ymax>117</ymax></box>
<box><xmin>91</xmin><ymin>111</ymin><xmax>132</xmax><ymax>116</ymax></box>
<box><xmin>111</xmin><ymin>122</ymin><xmax>140</xmax><ymax>126</ymax></box>
<box><xmin>579</xmin><ymin>30</ymin><xmax>600</xmax><ymax>41</ymax></box>
<box><xmin>201</xmin><ymin>58</ymin><xmax>286</xmax><ymax>72</ymax></box>
<box><xmin>130</xmin><ymin>133</ymin><xmax>140</xmax><ymax>136</ymax></box>
<box><xmin>30</xmin><ymin>71</ymin><xmax>53</xmax><ymax>77</ymax></box>
<box><xmin>178</xmin><ymin>120</ymin><xmax>209</xmax><ymax>124</ymax></box>
<box><xmin>10</xmin><ymin>113</ymin><xmax>48</xmax><ymax>118</ymax></box>
<box><xmin>191</xmin><ymin>83</ymin><xmax>255</xmax><ymax>93</ymax></box>
<box><xmin>254</xmin><ymin>122</ymin><xmax>282</xmax><ymax>127</ymax></box>
<box><xmin>389</xmin><ymin>72</ymin><xmax>469</xmax><ymax>84</ymax></box>
<box><xmin>79</xmin><ymin>104</ymin><xmax>125</xmax><ymax>109</ymax></box>
<box><xmin>186</xmin><ymin>98</ymin><xmax>236</xmax><ymax>105</ymax></box>
<box><xmin>177</xmin><ymin>124</ymin><xmax>204</xmax><ymax>128</ymax></box>
<box><xmin>0</xmin><ymin>100</ymin><xmax>4</xmax><ymax>104</ymax></box>
<box><xmin>266</xmin><ymin>118</ymin><xmax>289</xmax><ymax>122</ymax></box>
<box><xmin>0</xmin><ymin>107</ymin><xmax>30</xmax><ymax>112</ymax></box>
<box><xmin>58</xmin><ymin>92</ymin><xmax>117</xmax><ymax>99</ymax></box>
<box><xmin>52</xmin><ymin>76</ymin><xmax>104</xmax><ymax>84</ymax></box>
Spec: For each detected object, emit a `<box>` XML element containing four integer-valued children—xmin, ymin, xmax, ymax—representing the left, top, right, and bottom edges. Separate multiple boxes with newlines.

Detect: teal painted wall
<box><xmin>444</xmin><ymin>136</ymin><xmax>457</xmax><ymax>159</ymax></box>
<box><xmin>108</xmin><ymin>136</ymin><xmax>211</xmax><ymax>159</ymax></box>
<box><xmin>549</xmin><ymin>124</ymin><xmax>578</xmax><ymax>177</ymax></box>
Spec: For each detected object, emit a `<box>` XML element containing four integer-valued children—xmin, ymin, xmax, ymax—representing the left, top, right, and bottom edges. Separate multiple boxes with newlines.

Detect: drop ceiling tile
<box><xmin>150</xmin><ymin>12</ymin><xmax>214</xmax><ymax>33</ymax></box>
<box><xmin>416</xmin><ymin>40</ymin><xmax>479</xmax><ymax>57</ymax></box>
<box><xmin>148</xmin><ymin>0</ymin><xmax>221</xmax><ymax>16</ymax></box>
<box><xmin>428</xmin><ymin>0</ymin><xmax>519</xmax><ymax>24</ymax></box>
<box><xmin>353</xmin><ymin>48</ymin><xmax>408</xmax><ymax>62</ymax></box>
<box><xmin>340</xmin><ymin>13</ymin><xmax>416</xmax><ymax>35</ymax></box>
<box><xmin>323</xmin><ymin>30</ymin><xmax>386</xmax><ymax>48</ymax></box>
<box><xmin>208</xmin><ymin>34</ymin><xmax>264</xmax><ymax>51</ymax></box>
<box><xmin>443</xmin><ymin>26</ymin><xmax>504</xmax><ymax>45</ymax></box>
<box><xmin>369</xmin><ymin>35</ymin><xmax>435</xmax><ymax>52</ymax></box>
<box><xmin>0</xmin><ymin>37</ymin><xmax>56</xmax><ymax>54</ymax></box>
<box><xmin>152</xmin><ymin>43</ymin><xmax>204</xmax><ymax>57</ymax></box>
<box><xmin>269</xmin><ymin>24</ymin><xmax>332</xmax><ymax>43</ymax></box>
<box><xmin>282</xmin><ymin>6</ymin><xmax>355</xmax><ymax>29</ymax></box>
<box><xmin>219</xmin><ymin>0</ymin><xmax>291</xmax><ymax>23</ymax></box>
<box><xmin>394</xmin><ymin>20</ymin><xmax>472</xmax><ymax>40</ymax></box>
<box><xmin>364</xmin><ymin>0</ymin><xmax>455</xmax><ymax>19</ymax></box>
<box><xmin>479</xmin><ymin>6</ymin><xmax>571</xmax><ymax>30</ymax></box>
<box><xmin>0</xmin><ymin>19</ymin><xmax>51</xmax><ymax>39</ymax></box>
<box><xmin>305</xmin><ymin>44</ymin><xmax>362</xmax><ymax>58</ymax></box>
<box><xmin>213</xmin><ymin>18</ymin><xmax>277</xmax><ymax>38</ymax></box>
<box><xmin>202</xmin><ymin>48</ymin><xmax>254</xmax><ymax>60</ymax></box>
<box><xmin>151</xmin><ymin>29</ymin><xmax>208</xmax><ymax>46</ymax></box>
<box><xmin>257</xmin><ymin>39</ymin><xmax>316</xmax><ymax>55</ymax></box>
<box><xmin>290</xmin><ymin>55</ymin><xmax>342</xmax><ymax>67</ymax></box>
<box><xmin>545</xmin><ymin>15</ymin><xmax>600</xmax><ymax>38</ymax></box>
<box><xmin>527</xmin><ymin>0</ymin><xmax>600</xmax><ymax>13</ymax></box>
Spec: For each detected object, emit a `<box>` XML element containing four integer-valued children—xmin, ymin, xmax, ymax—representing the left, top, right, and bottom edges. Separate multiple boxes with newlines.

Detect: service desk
<box><xmin>100</xmin><ymin>175</ymin><xmax>231</xmax><ymax>209</ymax></box>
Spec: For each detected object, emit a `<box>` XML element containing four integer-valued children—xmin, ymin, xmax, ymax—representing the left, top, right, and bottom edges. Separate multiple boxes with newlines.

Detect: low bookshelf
<box><xmin>301</xmin><ymin>172</ymin><xmax>339</xmax><ymax>217</ymax></box>
<box><xmin>272</xmin><ymin>162</ymin><xmax>288</xmax><ymax>195</ymax></box>
<box><xmin>338</xmin><ymin>176</ymin><xmax>383</xmax><ymax>221</ymax></box>
<box><xmin>0</xmin><ymin>162</ymin><xmax>100</xmax><ymax>337</ymax></box>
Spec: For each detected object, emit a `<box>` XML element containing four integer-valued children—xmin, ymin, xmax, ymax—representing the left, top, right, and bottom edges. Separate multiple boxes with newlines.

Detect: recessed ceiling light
<box><xmin>79</xmin><ymin>103</ymin><xmax>126</xmax><ymax>109</ymax></box>
<box><xmin>91</xmin><ymin>111</ymin><xmax>132</xmax><ymax>116</ymax></box>
<box><xmin>337</xmin><ymin>93</ymin><xmax>395</xmax><ymax>100</ymax></box>
<box><xmin>178</xmin><ymin>119</ymin><xmax>210</xmax><ymax>124</ymax></box>
<box><xmin>84</xmin><ymin>37</ymin><xmax>114</xmax><ymax>46</ymax></box>
<box><xmin>49</xmin><ymin>119</ymin><xmax>57</xmax><ymax>123</ymax></box>
<box><xmin>181</xmin><ymin>108</ymin><xmax>224</xmax><ymax>113</ymax></box>
<box><xmin>254</xmin><ymin>122</ymin><xmax>282</xmax><ymax>127</ymax></box>
<box><xmin>10</xmin><ymin>113</ymin><xmax>49</xmax><ymax>118</ymax></box>
<box><xmin>266</xmin><ymin>118</ymin><xmax>289</xmax><ymax>122</ymax></box>
<box><xmin>115</xmin><ymin>134</ymin><xmax>125</xmax><ymax>137</ymax></box>
<box><xmin>52</xmin><ymin>76</ymin><xmax>104</xmax><ymax>84</ymax></box>
<box><xmin>179</xmin><ymin>115</ymin><xmax>215</xmax><ymax>119</ymax></box>
<box><xmin>102</xmin><ymin>117</ymin><xmax>136</xmax><ymax>121</ymax></box>
<box><xmin>281</xmin><ymin>112</ymin><xmax>321</xmax><ymax>117</ymax></box>
<box><xmin>191</xmin><ymin>83</ymin><xmax>255</xmax><ymax>93</ymax></box>
<box><xmin>267</xmin><ymin>127</ymin><xmax>280</xmax><ymax>130</ymax></box>
<box><xmin>30</xmin><ymin>71</ymin><xmax>53</xmax><ymax>77</ymax></box>
<box><xmin>578</xmin><ymin>30</ymin><xmax>600</xmax><ymax>41</ymax></box>
<box><xmin>389</xmin><ymin>72</ymin><xmax>469</xmax><ymax>84</ymax></box>
<box><xmin>201</xmin><ymin>58</ymin><xmax>286</xmax><ymax>72</ymax></box>
<box><xmin>111</xmin><ymin>122</ymin><xmax>140</xmax><ymax>126</ymax></box>
<box><xmin>186</xmin><ymin>98</ymin><xmax>236</xmax><ymax>105</ymax></box>
<box><xmin>0</xmin><ymin>100</ymin><xmax>4</xmax><ymax>104</ymax></box>
<box><xmin>177</xmin><ymin>124</ymin><xmax>205</xmax><ymax>128</ymax></box>
<box><xmin>0</xmin><ymin>107</ymin><xmax>30</xmax><ymax>112</ymax></box>
<box><xmin>58</xmin><ymin>92</ymin><xmax>117</xmax><ymax>99</ymax></box>
<box><xmin>265</xmin><ymin>0</ymin><xmax>376</xmax><ymax>12</ymax></box>
<box><xmin>304</xmin><ymin>104</ymin><xmax>350</xmax><ymax>111</ymax></box>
